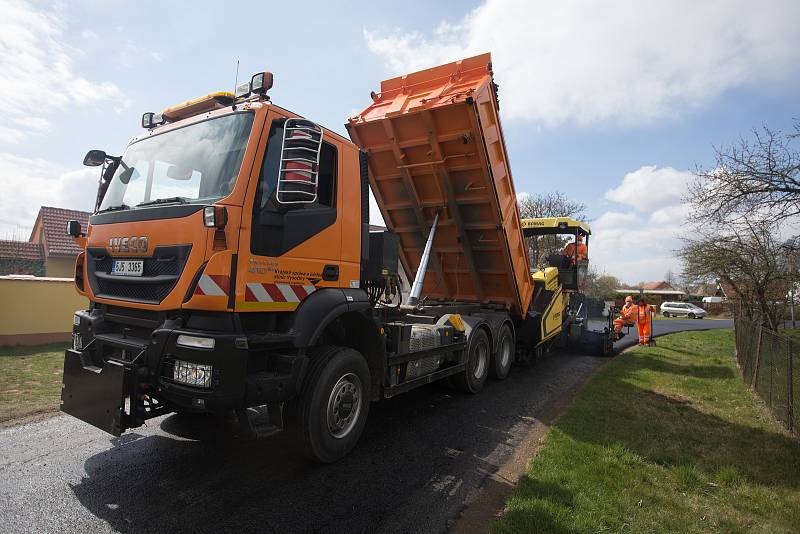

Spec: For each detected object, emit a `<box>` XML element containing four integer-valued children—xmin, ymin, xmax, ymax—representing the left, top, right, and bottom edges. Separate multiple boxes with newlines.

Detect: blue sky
<box><xmin>2</xmin><ymin>0</ymin><xmax>798</xmax><ymax>283</ymax></box>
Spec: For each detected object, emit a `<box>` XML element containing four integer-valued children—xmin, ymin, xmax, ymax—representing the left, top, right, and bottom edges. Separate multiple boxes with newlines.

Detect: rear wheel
<box><xmin>287</xmin><ymin>346</ymin><xmax>370</xmax><ymax>463</ymax></box>
<box><xmin>662</xmin><ymin>312</ymin><xmax>670</xmax><ymax>317</ymax></box>
<box><xmin>453</xmin><ymin>328</ymin><xmax>490</xmax><ymax>393</ymax></box>
<box><xmin>490</xmin><ymin>324</ymin><xmax>514</xmax><ymax>380</ymax></box>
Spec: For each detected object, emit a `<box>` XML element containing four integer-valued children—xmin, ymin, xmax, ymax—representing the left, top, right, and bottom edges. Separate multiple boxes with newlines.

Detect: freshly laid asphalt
<box><xmin>0</xmin><ymin>318</ymin><xmax>731</xmax><ymax>534</ymax></box>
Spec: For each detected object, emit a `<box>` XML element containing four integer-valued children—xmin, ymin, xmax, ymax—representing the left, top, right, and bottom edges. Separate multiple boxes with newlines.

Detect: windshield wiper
<box><xmin>136</xmin><ymin>197</ymin><xmax>188</xmax><ymax>207</ymax></box>
<box><xmin>98</xmin><ymin>203</ymin><xmax>131</xmax><ymax>213</ymax></box>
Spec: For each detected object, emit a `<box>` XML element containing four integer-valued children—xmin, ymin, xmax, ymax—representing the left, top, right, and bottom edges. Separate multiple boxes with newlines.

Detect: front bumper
<box><xmin>61</xmin><ymin>309</ymin><xmax>307</xmax><ymax>435</ymax></box>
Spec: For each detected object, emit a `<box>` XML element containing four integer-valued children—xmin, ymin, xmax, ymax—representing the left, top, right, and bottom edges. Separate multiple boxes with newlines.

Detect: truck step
<box><xmin>237</xmin><ymin>403</ymin><xmax>283</xmax><ymax>439</ymax></box>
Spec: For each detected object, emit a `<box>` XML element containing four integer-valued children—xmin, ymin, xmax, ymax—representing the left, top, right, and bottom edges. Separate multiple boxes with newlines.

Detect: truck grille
<box><xmin>86</xmin><ymin>245</ymin><xmax>192</xmax><ymax>304</ymax></box>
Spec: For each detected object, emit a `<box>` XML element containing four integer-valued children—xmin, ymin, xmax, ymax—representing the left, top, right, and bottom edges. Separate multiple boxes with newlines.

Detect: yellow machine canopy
<box><xmin>521</xmin><ymin>217</ymin><xmax>591</xmax><ymax>237</ymax></box>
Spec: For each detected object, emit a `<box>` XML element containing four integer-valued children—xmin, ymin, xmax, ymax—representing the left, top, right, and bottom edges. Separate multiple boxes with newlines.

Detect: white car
<box><xmin>660</xmin><ymin>301</ymin><xmax>707</xmax><ymax>319</ymax></box>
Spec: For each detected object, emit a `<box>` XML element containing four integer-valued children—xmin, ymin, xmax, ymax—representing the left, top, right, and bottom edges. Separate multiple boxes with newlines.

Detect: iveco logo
<box><xmin>109</xmin><ymin>236</ymin><xmax>148</xmax><ymax>253</ymax></box>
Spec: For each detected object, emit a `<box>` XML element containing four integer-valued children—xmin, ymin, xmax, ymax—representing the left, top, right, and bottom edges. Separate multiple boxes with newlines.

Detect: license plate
<box><xmin>111</xmin><ymin>259</ymin><xmax>144</xmax><ymax>276</ymax></box>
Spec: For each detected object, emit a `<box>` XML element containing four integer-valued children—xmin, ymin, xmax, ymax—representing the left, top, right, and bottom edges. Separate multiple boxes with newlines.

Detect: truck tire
<box><xmin>287</xmin><ymin>346</ymin><xmax>371</xmax><ymax>463</ymax></box>
<box><xmin>490</xmin><ymin>324</ymin><xmax>514</xmax><ymax>380</ymax></box>
<box><xmin>452</xmin><ymin>328</ymin><xmax>490</xmax><ymax>393</ymax></box>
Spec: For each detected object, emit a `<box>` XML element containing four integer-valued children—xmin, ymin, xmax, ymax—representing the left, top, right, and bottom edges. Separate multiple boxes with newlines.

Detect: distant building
<box><xmin>640</xmin><ymin>281</ymin><xmax>678</xmax><ymax>291</ymax></box>
<box><xmin>0</xmin><ymin>207</ymin><xmax>91</xmax><ymax>278</ymax></box>
<box><xmin>615</xmin><ymin>280</ymin><xmax>685</xmax><ymax>302</ymax></box>
<box><xmin>0</xmin><ymin>240</ymin><xmax>44</xmax><ymax>276</ymax></box>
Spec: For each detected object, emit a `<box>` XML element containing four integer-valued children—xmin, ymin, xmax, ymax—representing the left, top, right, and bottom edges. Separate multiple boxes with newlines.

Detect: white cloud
<box><xmin>0</xmin><ymin>0</ymin><xmax>128</xmax><ymax>143</ymax></box>
<box><xmin>604</xmin><ymin>165</ymin><xmax>692</xmax><ymax>211</ymax></box>
<box><xmin>364</xmin><ymin>0</ymin><xmax>800</xmax><ymax>126</ymax></box>
<box><xmin>591</xmin><ymin>167</ymin><xmax>692</xmax><ymax>283</ymax></box>
<box><xmin>0</xmin><ymin>153</ymin><xmax>97</xmax><ymax>235</ymax></box>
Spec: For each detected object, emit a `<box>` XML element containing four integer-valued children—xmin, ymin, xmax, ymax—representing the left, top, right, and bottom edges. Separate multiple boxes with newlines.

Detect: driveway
<box><xmin>0</xmin><ymin>319</ymin><xmax>731</xmax><ymax>534</ymax></box>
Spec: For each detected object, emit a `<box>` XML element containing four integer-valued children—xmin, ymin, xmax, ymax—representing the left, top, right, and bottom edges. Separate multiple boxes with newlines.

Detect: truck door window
<box><xmin>251</xmin><ymin>118</ymin><xmax>338</xmax><ymax>257</ymax></box>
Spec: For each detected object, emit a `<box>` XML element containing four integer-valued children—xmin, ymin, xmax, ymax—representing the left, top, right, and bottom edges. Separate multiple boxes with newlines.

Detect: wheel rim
<box><xmin>473</xmin><ymin>341</ymin><xmax>488</xmax><ymax>379</ymax></box>
<box><xmin>326</xmin><ymin>373</ymin><xmax>362</xmax><ymax>439</ymax></box>
<box><xmin>499</xmin><ymin>336</ymin><xmax>512</xmax><ymax>368</ymax></box>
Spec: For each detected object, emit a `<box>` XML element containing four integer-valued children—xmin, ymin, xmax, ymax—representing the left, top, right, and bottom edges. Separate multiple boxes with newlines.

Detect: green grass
<box><xmin>493</xmin><ymin>330</ymin><xmax>800</xmax><ymax>534</ymax></box>
<box><xmin>0</xmin><ymin>343</ymin><xmax>66</xmax><ymax>423</ymax></box>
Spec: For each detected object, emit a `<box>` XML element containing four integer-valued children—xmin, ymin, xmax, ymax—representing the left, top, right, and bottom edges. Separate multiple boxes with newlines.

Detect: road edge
<box><xmin>448</xmin><ymin>352</ymin><xmax>617</xmax><ymax>534</ymax></box>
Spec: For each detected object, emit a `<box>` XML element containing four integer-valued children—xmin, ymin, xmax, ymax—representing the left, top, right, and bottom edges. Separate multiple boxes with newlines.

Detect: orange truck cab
<box><xmin>61</xmin><ymin>55</ymin><xmax>576</xmax><ymax>462</ymax></box>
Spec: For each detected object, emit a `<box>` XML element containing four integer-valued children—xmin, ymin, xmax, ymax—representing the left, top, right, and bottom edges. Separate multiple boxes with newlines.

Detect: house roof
<box><xmin>616</xmin><ymin>289</ymin><xmax>685</xmax><ymax>296</ymax></box>
<box><xmin>0</xmin><ymin>240</ymin><xmax>44</xmax><ymax>261</ymax></box>
<box><xmin>641</xmin><ymin>281</ymin><xmax>676</xmax><ymax>291</ymax></box>
<box><xmin>691</xmin><ymin>283</ymin><xmax>721</xmax><ymax>297</ymax></box>
<box><xmin>30</xmin><ymin>206</ymin><xmax>91</xmax><ymax>258</ymax></box>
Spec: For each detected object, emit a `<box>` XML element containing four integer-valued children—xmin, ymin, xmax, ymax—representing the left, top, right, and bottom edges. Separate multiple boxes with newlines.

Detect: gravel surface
<box><xmin>0</xmin><ymin>319</ymin><xmax>731</xmax><ymax>534</ymax></box>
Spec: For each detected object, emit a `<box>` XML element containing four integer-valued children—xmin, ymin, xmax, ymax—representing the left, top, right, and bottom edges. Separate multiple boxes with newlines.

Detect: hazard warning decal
<box><xmin>194</xmin><ymin>275</ymin><xmax>230</xmax><ymax>297</ymax></box>
<box><xmin>245</xmin><ymin>283</ymin><xmax>316</xmax><ymax>303</ymax></box>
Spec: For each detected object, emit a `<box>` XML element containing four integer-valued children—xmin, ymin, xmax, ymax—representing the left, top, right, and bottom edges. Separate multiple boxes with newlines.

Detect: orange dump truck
<box><xmin>61</xmin><ymin>54</ymin><xmax>551</xmax><ymax>462</ymax></box>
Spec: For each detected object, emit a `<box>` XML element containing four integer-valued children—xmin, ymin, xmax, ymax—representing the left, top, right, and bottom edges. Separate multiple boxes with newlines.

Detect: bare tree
<box><xmin>679</xmin><ymin>221</ymin><xmax>790</xmax><ymax>330</ymax></box>
<box><xmin>689</xmin><ymin>121</ymin><xmax>800</xmax><ymax>226</ymax></box>
<box><xmin>517</xmin><ymin>191</ymin><xmax>588</xmax><ymax>267</ymax></box>
<box><xmin>664</xmin><ymin>269</ymin><xmax>676</xmax><ymax>286</ymax></box>
<box><xmin>517</xmin><ymin>191</ymin><xmax>588</xmax><ymax>220</ymax></box>
<box><xmin>583</xmin><ymin>267</ymin><xmax>620</xmax><ymax>301</ymax></box>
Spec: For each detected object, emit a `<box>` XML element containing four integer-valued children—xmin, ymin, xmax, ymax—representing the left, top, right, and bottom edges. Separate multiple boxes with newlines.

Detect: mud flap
<box><xmin>61</xmin><ymin>349</ymin><xmax>128</xmax><ymax>436</ymax></box>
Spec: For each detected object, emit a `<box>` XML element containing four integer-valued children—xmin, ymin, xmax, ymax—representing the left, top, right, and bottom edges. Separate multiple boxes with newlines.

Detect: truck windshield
<box><xmin>99</xmin><ymin>112</ymin><xmax>254</xmax><ymax>211</ymax></box>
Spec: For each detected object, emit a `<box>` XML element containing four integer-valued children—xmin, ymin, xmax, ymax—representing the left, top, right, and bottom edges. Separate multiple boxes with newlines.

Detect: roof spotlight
<box><xmin>250</xmin><ymin>72</ymin><xmax>273</xmax><ymax>95</ymax></box>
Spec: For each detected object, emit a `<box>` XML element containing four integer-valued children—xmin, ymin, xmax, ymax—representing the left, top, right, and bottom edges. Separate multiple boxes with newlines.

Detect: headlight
<box><xmin>176</xmin><ymin>334</ymin><xmax>215</xmax><ymax>349</ymax></box>
<box><xmin>173</xmin><ymin>360</ymin><xmax>213</xmax><ymax>388</ymax></box>
<box><xmin>73</xmin><ymin>313</ymin><xmax>81</xmax><ymax>326</ymax></box>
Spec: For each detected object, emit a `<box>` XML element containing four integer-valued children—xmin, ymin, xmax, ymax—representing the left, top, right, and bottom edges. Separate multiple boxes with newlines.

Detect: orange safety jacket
<box><xmin>619</xmin><ymin>303</ymin><xmax>638</xmax><ymax>322</ymax></box>
<box><xmin>562</xmin><ymin>242</ymin><xmax>588</xmax><ymax>263</ymax></box>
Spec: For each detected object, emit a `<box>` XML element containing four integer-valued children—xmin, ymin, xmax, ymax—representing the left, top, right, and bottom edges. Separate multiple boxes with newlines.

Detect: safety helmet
<box><xmin>625</xmin><ymin>296</ymin><xmax>633</xmax><ymax>303</ymax></box>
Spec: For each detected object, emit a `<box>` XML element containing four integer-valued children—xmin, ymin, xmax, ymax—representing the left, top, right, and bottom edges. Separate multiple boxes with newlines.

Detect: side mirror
<box><xmin>83</xmin><ymin>150</ymin><xmax>106</xmax><ymax>167</ymax></box>
<box><xmin>276</xmin><ymin>118</ymin><xmax>323</xmax><ymax>204</ymax></box>
<box><xmin>66</xmin><ymin>220</ymin><xmax>82</xmax><ymax>237</ymax></box>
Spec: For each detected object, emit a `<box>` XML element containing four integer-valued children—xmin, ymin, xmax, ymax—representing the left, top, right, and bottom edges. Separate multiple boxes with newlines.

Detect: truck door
<box><xmin>238</xmin><ymin>115</ymin><xmax>343</xmax><ymax>311</ymax></box>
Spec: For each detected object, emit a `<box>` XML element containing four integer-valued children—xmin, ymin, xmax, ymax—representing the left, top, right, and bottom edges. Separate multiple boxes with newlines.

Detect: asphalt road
<box><xmin>0</xmin><ymin>319</ymin><xmax>731</xmax><ymax>534</ymax></box>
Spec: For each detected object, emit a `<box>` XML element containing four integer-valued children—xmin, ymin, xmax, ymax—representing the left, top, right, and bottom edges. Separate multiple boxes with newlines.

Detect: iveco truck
<box><xmin>61</xmin><ymin>54</ymin><xmax>593</xmax><ymax>462</ymax></box>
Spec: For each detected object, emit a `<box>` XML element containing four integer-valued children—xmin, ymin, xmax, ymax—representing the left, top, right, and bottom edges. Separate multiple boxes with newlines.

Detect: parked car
<box><xmin>701</xmin><ymin>296</ymin><xmax>725</xmax><ymax>304</ymax></box>
<box><xmin>660</xmin><ymin>301</ymin><xmax>707</xmax><ymax>318</ymax></box>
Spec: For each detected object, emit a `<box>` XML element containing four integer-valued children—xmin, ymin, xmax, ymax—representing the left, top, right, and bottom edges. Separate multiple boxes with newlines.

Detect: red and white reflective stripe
<box><xmin>194</xmin><ymin>274</ymin><xmax>229</xmax><ymax>297</ymax></box>
<box><xmin>245</xmin><ymin>282</ymin><xmax>316</xmax><ymax>303</ymax></box>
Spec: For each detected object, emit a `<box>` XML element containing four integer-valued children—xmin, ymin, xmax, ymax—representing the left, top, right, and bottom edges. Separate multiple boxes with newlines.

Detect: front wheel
<box><xmin>452</xmin><ymin>328</ymin><xmax>490</xmax><ymax>393</ymax></box>
<box><xmin>688</xmin><ymin>313</ymin><xmax>696</xmax><ymax>319</ymax></box>
<box><xmin>288</xmin><ymin>346</ymin><xmax>370</xmax><ymax>463</ymax></box>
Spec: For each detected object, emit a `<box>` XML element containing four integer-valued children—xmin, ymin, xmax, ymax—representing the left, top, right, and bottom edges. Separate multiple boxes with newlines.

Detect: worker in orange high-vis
<box><xmin>635</xmin><ymin>297</ymin><xmax>657</xmax><ymax>345</ymax></box>
<box><xmin>562</xmin><ymin>234</ymin><xmax>588</xmax><ymax>265</ymax></box>
<box><xmin>613</xmin><ymin>295</ymin><xmax>637</xmax><ymax>336</ymax></box>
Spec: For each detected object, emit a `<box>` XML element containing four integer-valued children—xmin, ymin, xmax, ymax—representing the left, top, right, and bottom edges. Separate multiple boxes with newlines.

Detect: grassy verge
<box><xmin>0</xmin><ymin>344</ymin><xmax>66</xmax><ymax>423</ymax></box>
<box><xmin>493</xmin><ymin>330</ymin><xmax>800</xmax><ymax>533</ymax></box>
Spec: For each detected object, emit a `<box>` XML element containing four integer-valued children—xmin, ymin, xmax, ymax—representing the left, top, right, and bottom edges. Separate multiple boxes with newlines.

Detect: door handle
<box><xmin>323</xmin><ymin>264</ymin><xmax>339</xmax><ymax>281</ymax></box>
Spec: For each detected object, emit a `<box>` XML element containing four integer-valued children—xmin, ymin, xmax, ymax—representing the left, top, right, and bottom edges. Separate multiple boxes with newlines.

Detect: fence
<box><xmin>734</xmin><ymin>316</ymin><xmax>798</xmax><ymax>434</ymax></box>
<box><xmin>0</xmin><ymin>275</ymin><xmax>88</xmax><ymax>346</ymax></box>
